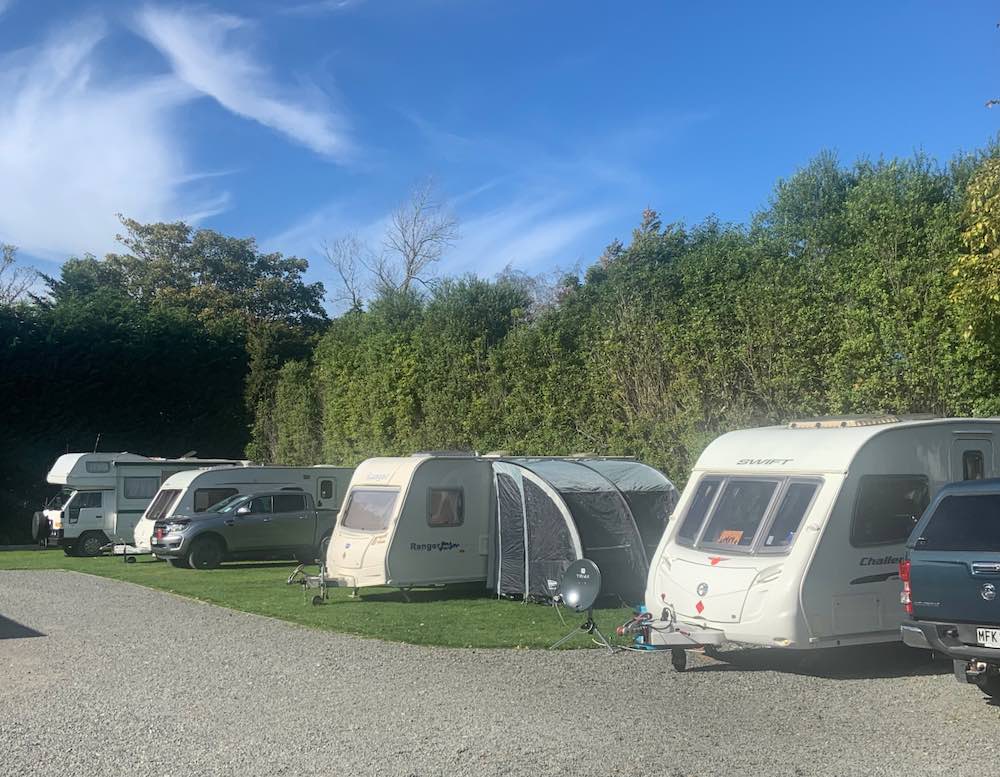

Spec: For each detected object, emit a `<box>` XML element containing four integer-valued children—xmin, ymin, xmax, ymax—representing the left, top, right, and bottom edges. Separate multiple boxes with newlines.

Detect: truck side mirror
<box><xmin>236</xmin><ymin>505</ymin><xmax>251</xmax><ymax>516</ymax></box>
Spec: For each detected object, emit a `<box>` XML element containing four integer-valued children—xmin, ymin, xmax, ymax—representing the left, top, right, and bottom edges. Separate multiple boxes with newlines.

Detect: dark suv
<box><xmin>151</xmin><ymin>491</ymin><xmax>331</xmax><ymax>569</ymax></box>
<box><xmin>900</xmin><ymin>479</ymin><xmax>1000</xmax><ymax>698</ymax></box>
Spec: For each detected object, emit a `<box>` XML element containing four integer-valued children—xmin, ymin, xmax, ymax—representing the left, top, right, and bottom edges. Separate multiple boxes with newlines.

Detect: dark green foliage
<box><xmin>264</xmin><ymin>146</ymin><xmax>1000</xmax><ymax>489</ymax></box>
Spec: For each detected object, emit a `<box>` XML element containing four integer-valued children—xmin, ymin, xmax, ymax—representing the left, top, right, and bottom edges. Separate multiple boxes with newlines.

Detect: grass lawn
<box><xmin>0</xmin><ymin>550</ymin><xmax>639</xmax><ymax>649</ymax></box>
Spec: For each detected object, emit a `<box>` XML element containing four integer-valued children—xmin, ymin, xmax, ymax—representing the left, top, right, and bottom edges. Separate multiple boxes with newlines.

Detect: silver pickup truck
<box><xmin>150</xmin><ymin>491</ymin><xmax>333</xmax><ymax>569</ymax></box>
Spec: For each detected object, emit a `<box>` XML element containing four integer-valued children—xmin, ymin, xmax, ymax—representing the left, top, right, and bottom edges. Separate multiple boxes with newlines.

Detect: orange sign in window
<box><xmin>716</xmin><ymin>530</ymin><xmax>744</xmax><ymax>545</ymax></box>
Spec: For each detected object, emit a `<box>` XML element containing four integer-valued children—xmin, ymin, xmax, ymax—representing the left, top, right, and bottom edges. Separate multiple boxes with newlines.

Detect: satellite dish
<box><xmin>549</xmin><ymin>558</ymin><xmax>615</xmax><ymax>653</ymax></box>
<box><xmin>558</xmin><ymin>559</ymin><xmax>602</xmax><ymax>612</ymax></box>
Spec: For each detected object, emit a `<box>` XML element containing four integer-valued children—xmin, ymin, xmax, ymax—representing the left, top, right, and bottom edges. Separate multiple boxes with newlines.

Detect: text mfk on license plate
<box><xmin>976</xmin><ymin>628</ymin><xmax>1000</xmax><ymax>647</ymax></box>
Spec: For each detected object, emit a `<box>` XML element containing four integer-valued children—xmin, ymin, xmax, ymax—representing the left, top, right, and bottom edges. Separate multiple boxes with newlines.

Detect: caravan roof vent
<box><xmin>483</xmin><ymin>451</ymin><xmax>511</xmax><ymax>458</ymax></box>
<box><xmin>788</xmin><ymin>416</ymin><xmax>902</xmax><ymax>429</ymax></box>
<box><xmin>409</xmin><ymin>450</ymin><xmax>478</xmax><ymax>458</ymax></box>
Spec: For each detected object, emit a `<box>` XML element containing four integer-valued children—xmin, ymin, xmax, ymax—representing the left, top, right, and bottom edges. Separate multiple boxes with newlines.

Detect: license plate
<box><xmin>976</xmin><ymin>627</ymin><xmax>1000</xmax><ymax>647</ymax></box>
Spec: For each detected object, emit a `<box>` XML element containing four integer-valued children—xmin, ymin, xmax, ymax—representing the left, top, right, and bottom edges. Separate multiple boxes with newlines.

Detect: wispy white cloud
<box><xmin>0</xmin><ymin>17</ymin><xmax>226</xmax><ymax>259</ymax></box>
<box><xmin>136</xmin><ymin>5</ymin><xmax>352</xmax><ymax>160</ymax></box>
<box><xmin>0</xmin><ymin>0</ymin><xmax>13</xmax><ymax>18</ymax></box>
<box><xmin>279</xmin><ymin>0</ymin><xmax>365</xmax><ymax>16</ymax></box>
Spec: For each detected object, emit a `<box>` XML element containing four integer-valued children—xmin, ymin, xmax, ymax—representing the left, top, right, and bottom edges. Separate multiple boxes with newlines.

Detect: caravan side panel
<box><xmin>385</xmin><ymin>459</ymin><xmax>493</xmax><ymax>586</ymax></box>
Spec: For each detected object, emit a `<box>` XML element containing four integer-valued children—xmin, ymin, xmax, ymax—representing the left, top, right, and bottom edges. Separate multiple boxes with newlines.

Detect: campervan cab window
<box><xmin>124</xmin><ymin>477</ymin><xmax>160</xmax><ymax>500</ymax></box>
<box><xmin>194</xmin><ymin>488</ymin><xmax>239</xmax><ymax>512</ymax></box>
<box><xmin>85</xmin><ymin>461</ymin><xmax>110</xmax><ymax>473</ymax></box>
<box><xmin>850</xmin><ymin>475</ymin><xmax>929</xmax><ymax>547</ymax></box>
<box><xmin>676</xmin><ymin>476</ymin><xmax>820</xmax><ymax>554</ymax></box>
<box><xmin>428</xmin><ymin>488</ymin><xmax>463</xmax><ymax>527</ymax></box>
<box><xmin>342</xmin><ymin>489</ymin><xmax>398</xmax><ymax>532</ymax></box>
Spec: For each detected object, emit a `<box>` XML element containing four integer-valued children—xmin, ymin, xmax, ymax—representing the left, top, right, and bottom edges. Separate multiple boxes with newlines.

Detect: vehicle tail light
<box><xmin>899</xmin><ymin>559</ymin><xmax>912</xmax><ymax>615</ymax></box>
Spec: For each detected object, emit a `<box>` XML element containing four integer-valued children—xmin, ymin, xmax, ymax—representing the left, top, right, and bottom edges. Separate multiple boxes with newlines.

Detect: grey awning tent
<box><xmin>576</xmin><ymin>459</ymin><xmax>679</xmax><ymax>561</ymax></box>
<box><xmin>491</xmin><ymin>458</ymin><xmax>676</xmax><ymax>604</ymax></box>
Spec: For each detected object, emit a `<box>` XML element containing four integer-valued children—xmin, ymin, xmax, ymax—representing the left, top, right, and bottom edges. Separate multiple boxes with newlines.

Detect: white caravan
<box><xmin>133</xmin><ymin>465</ymin><xmax>355</xmax><ymax>554</ymax></box>
<box><xmin>45</xmin><ymin>453</ymin><xmax>245</xmax><ymax>556</ymax></box>
<box><xmin>643</xmin><ymin>417</ymin><xmax>1000</xmax><ymax>654</ymax></box>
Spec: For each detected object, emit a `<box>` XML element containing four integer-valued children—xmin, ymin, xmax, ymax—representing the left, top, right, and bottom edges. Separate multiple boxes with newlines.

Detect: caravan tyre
<box><xmin>188</xmin><ymin>537</ymin><xmax>224</xmax><ymax>570</ymax></box>
<box><xmin>77</xmin><ymin>532</ymin><xmax>106</xmax><ymax>557</ymax></box>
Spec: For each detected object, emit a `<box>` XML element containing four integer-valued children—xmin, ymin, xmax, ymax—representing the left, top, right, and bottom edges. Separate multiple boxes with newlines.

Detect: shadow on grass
<box><xmin>691</xmin><ymin>642</ymin><xmax>949</xmax><ymax>680</ymax></box>
<box><xmin>355</xmin><ymin>583</ymin><xmax>492</xmax><ymax>604</ymax></box>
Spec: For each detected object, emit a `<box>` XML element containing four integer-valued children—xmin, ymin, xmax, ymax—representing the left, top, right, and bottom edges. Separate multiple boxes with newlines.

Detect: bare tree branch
<box><xmin>381</xmin><ymin>180</ymin><xmax>458</xmax><ymax>293</ymax></box>
<box><xmin>0</xmin><ymin>244</ymin><xmax>36</xmax><ymax>306</ymax></box>
<box><xmin>322</xmin><ymin>234</ymin><xmax>367</xmax><ymax>311</ymax></box>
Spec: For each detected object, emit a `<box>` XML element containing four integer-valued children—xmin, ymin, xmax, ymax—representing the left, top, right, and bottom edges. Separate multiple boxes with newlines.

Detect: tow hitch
<box><xmin>616</xmin><ymin>606</ymin><xmax>726</xmax><ymax>672</ymax></box>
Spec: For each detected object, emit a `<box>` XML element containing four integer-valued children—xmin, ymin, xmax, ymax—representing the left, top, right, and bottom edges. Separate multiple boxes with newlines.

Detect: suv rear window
<box><xmin>917</xmin><ymin>494</ymin><xmax>1000</xmax><ymax>552</ymax></box>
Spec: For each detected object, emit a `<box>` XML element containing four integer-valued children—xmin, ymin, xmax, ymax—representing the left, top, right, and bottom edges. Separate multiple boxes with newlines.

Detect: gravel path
<box><xmin>1</xmin><ymin>570</ymin><xmax>998</xmax><ymax>777</ymax></box>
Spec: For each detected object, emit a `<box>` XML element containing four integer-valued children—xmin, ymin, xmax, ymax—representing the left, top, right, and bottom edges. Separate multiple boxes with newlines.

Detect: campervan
<box><xmin>45</xmin><ymin>453</ymin><xmax>245</xmax><ymax>556</ymax></box>
<box><xmin>133</xmin><ymin>465</ymin><xmax>354</xmax><ymax>554</ymax></box>
<box><xmin>642</xmin><ymin>417</ymin><xmax>1000</xmax><ymax>653</ymax></box>
<box><xmin>324</xmin><ymin>453</ymin><xmax>675</xmax><ymax>599</ymax></box>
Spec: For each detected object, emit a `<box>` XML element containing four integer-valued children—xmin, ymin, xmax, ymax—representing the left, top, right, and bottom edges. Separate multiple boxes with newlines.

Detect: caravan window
<box><xmin>342</xmin><ymin>489</ymin><xmax>398</xmax><ymax>532</ymax></box>
<box><xmin>428</xmin><ymin>489</ymin><xmax>463</xmax><ymax>527</ymax></box>
<box><xmin>194</xmin><ymin>488</ymin><xmax>239</xmax><ymax>512</ymax></box>
<box><xmin>760</xmin><ymin>482</ymin><xmax>819</xmax><ymax>550</ymax></box>
<box><xmin>85</xmin><ymin>461</ymin><xmax>111</xmax><ymax>473</ymax></box>
<box><xmin>146</xmin><ymin>489</ymin><xmax>181</xmax><ymax>522</ymax></box>
<box><xmin>676</xmin><ymin>479</ymin><xmax>722</xmax><ymax>545</ymax></box>
<box><xmin>320</xmin><ymin>479</ymin><xmax>335</xmax><ymax>501</ymax></box>
<box><xmin>700</xmin><ymin>480</ymin><xmax>779</xmax><ymax>549</ymax></box>
<box><xmin>851</xmin><ymin>475</ymin><xmax>929</xmax><ymax>547</ymax></box>
<box><xmin>963</xmin><ymin>450</ymin><xmax>985</xmax><ymax>481</ymax></box>
<box><xmin>124</xmin><ymin>477</ymin><xmax>160</xmax><ymax>500</ymax></box>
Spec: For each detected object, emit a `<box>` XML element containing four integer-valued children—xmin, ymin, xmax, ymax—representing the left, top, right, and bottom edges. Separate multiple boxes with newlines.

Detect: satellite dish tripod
<box><xmin>549</xmin><ymin>606</ymin><xmax>616</xmax><ymax>654</ymax></box>
<box><xmin>548</xmin><ymin>558</ymin><xmax>616</xmax><ymax>654</ymax></box>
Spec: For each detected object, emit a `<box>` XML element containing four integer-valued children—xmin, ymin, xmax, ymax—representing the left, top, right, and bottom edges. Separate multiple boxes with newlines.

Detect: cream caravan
<box><xmin>44</xmin><ymin>453</ymin><xmax>244</xmax><ymax>556</ymax></box>
<box><xmin>324</xmin><ymin>454</ymin><xmax>676</xmax><ymax>599</ymax></box>
<box><xmin>642</xmin><ymin>417</ymin><xmax>1000</xmax><ymax>656</ymax></box>
<box><xmin>133</xmin><ymin>465</ymin><xmax>354</xmax><ymax>554</ymax></box>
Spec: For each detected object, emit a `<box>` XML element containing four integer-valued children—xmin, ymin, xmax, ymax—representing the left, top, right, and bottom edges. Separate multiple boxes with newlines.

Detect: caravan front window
<box><xmin>146</xmin><ymin>489</ymin><xmax>181</xmax><ymax>522</ymax></box>
<box><xmin>676</xmin><ymin>479</ymin><xmax>722</xmax><ymax>545</ymax></box>
<box><xmin>342</xmin><ymin>489</ymin><xmax>399</xmax><ymax>532</ymax></box>
<box><xmin>675</xmin><ymin>476</ymin><xmax>821</xmax><ymax>554</ymax></box>
<box><xmin>700</xmin><ymin>480</ymin><xmax>779</xmax><ymax>549</ymax></box>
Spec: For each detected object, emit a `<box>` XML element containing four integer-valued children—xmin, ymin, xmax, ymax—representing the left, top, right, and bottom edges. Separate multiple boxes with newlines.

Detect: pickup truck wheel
<box><xmin>168</xmin><ymin>558</ymin><xmax>189</xmax><ymax>569</ymax></box>
<box><xmin>975</xmin><ymin>672</ymin><xmax>1000</xmax><ymax>698</ymax></box>
<box><xmin>188</xmin><ymin>537</ymin><xmax>224</xmax><ymax>570</ymax></box>
<box><xmin>62</xmin><ymin>542</ymin><xmax>78</xmax><ymax>557</ymax></box>
<box><xmin>77</xmin><ymin>531</ymin><xmax>106</xmax><ymax>557</ymax></box>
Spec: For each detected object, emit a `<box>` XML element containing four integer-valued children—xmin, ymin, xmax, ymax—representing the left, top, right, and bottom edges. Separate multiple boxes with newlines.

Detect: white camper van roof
<box><xmin>46</xmin><ymin>452</ymin><xmax>150</xmax><ymax>486</ymax></box>
<box><xmin>695</xmin><ymin>417</ymin><xmax>1000</xmax><ymax>475</ymax></box>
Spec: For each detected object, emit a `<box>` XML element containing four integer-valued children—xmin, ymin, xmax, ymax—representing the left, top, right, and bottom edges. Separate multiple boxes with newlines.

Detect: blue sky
<box><xmin>1</xmin><ymin>1</ymin><xmax>998</xmax><ymax>300</ymax></box>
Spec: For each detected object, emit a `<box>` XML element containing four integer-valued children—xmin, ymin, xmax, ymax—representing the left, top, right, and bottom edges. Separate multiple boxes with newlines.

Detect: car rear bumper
<box><xmin>902</xmin><ymin>619</ymin><xmax>1000</xmax><ymax>664</ymax></box>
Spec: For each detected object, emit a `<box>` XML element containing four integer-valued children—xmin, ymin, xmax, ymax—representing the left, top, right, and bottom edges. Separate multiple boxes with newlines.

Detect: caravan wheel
<box><xmin>671</xmin><ymin>648</ymin><xmax>688</xmax><ymax>672</ymax></box>
<box><xmin>975</xmin><ymin>671</ymin><xmax>1000</xmax><ymax>699</ymax></box>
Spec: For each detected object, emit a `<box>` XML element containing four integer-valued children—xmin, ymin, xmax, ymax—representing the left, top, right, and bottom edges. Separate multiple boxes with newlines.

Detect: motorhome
<box><xmin>324</xmin><ymin>454</ymin><xmax>676</xmax><ymax>600</ymax></box>
<box><xmin>642</xmin><ymin>417</ymin><xmax>1000</xmax><ymax>655</ymax></box>
<box><xmin>44</xmin><ymin>453</ymin><xmax>245</xmax><ymax>556</ymax></box>
<box><xmin>133</xmin><ymin>465</ymin><xmax>354</xmax><ymax>554</ymax></box>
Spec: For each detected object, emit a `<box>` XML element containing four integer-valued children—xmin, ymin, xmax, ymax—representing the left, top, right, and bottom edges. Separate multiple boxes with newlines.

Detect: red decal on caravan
<box><xmin>695</xmin><ymin>600</ymin><xmax>705</xmax><ymax>614</ymax></box>
<box><xmin>708</xmin><ymin>556</ymin><xmax>728</xmax><ymax>566</ymax></box>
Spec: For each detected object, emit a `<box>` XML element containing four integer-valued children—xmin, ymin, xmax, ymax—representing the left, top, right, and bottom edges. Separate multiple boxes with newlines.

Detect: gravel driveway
<box><xmin>1</xmin><ymin>570</ymin><xmax>998</xmax><ymax>777</ymax></box>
